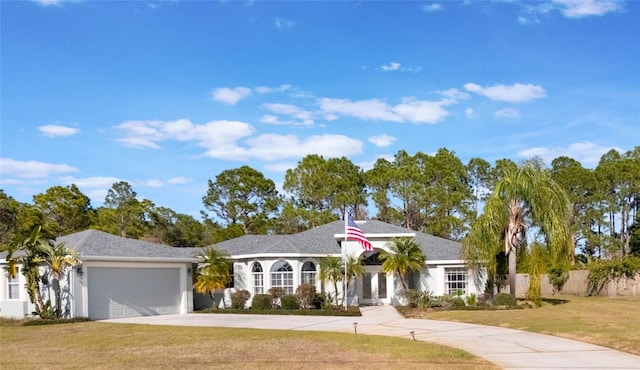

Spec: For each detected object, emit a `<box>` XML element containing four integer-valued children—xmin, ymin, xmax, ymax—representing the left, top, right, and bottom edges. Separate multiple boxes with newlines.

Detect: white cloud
<box><xmin>168</xmin><ymin>177</ymin><xmax>191</xmax><ymax>185</ymax></box>
<box><xmin>144</xmin><ymin>179</ymin><xmax>164</xmax><ymax>188</ymax></box>
<box><xmin>464</xmin><ymin>82</ymin><xmax>546</xmax><ymax>103</ymax></box>
<box><xmin>255</xmin><ymin>84</ymin><xmax>292</xmax><ymax>94</ymax></box>
<box><xmin>59</xmin><ymin>176</ymin><xmax>123</xmax><ymax>189</ymax></box>
<box><xmin>368</xmin><ymin>134</ymin><xmax>397</xmax><ymax>148</ymax></box>
<box><xmin>553</xmin><ymin>0</ymin><xmax>621</xmax><ymax>18</ymax></box>
<box><xmin>38</xmin><ymin>124</ymin><xmax>80</xmax><ymax>137</ymax></box>
<box><xmin>381</xmin><ymin>62</ymin><xmax>401</xmax><ymax>71</ymax></box>
<box><xmin>115</xmin><ymin>119</ymin><xmax>255</xmax><ymax>159</ymax></box>
<box><xmin>317</xmin><ymin>97</ymin><xmax>450</xmax><ymax>124</ymax></box>
<box><xmin>465</xmin><ymin>108</ymin><xmax>476</xmax><ymax>118</ymax></box>
<box><xmin>423</xmin><ymin>3</ymin><xmax>443</xmax><ymax>12</ymax></box>
<box><xmin>211</xmin><ymin>86</ymin><xmax>252</xmax><ymax>105</ymax></box>
<box><xmin>274</xmin><ymin>18</ymin><xmax>296</xmax><ymax>29</ymax></box>
<box><xmin>259</xmin><ymin>115</ymin><xmax>315</xmax><ymax>127</ymax></box>
<box><xmin>34</xmin><ymin>0</ymin><xmax>62</xmax><ymax>6</ymax></box>
<box><xmin>495</xmin><ymin>108</ymin><xmax>520</xmax><ymax>118</ymax></box>
<box><xmin>241</xmin><ymin>134</ymin><xmax>364</xmax><ymax>161</ymax></box>
<box><xmin>263</xmin><ymin>162</ymin><xmax>297</xmax><ymax>172</ymax></box>
<box><xmin>517</xmin><ymin>142</ymin><xmax>624</xmax><ymax>166</ymax></box>
<box><xmin>379</xmin><ymin>62</ymin><xmax>421</xmax><ymax>73</ymax></box>
<box><xmin>440</xmin><ymin>88</ymin><xmax>470</xmax><ymax>101</ymax></box>
<box><xmin>0</xmin><ymin>158</ymin><xmax>78</xmax><ymax>179</ymax></box>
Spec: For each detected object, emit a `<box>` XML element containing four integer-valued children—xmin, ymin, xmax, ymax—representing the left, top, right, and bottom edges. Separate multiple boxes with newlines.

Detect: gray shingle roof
<box><xmin>56</xmin><ymin>230</ymin><xmax>201</xmax><ymax>261</ymax></box>
<box><xmin>214</xmin><ymin>220</ymin><xmax>463</xmax><ymax>261</ymax></box>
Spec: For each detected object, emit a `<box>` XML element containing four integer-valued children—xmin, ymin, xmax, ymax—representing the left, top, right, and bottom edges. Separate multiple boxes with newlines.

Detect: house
<box><xmin>1</xmin><ymin>220</ymin><xmax>483</xmax><ymax>320</ymax></box>
<box><xmin>214</xmin><ymin>219</ymin><xmax>484</xmax><ymax>307</ymax></box>
<box><xmin>0</xmin><ymin>230</ymin><xmax>199</xmax><ymax>320</ymax></box>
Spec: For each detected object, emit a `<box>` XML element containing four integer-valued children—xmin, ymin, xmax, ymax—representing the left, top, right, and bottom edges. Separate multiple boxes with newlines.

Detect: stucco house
<box><xmin>0</xmin><ymin>230</ymin><xmax>199</xmax><ymax>320</ymax></box>
<box><xmin>1</xmin><ymin>219</ymin><xmax>483</xmax><ymax>320</ymax></box>
<box><xmin>214</xmin><ymin>219</ymin><xmax>483</xmax><ymax>307</ymax></box>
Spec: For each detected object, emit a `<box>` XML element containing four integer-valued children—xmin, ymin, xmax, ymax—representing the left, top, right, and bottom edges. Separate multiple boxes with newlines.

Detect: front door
<box><xmin>360</xmin><ymin>267</ymin><xmax>389</xmax><ymax>305</ymax></box>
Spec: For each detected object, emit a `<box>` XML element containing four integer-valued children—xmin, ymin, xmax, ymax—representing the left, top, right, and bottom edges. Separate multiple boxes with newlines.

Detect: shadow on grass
<box><xmin>542</xmin><ymin>298</ymin><xmax>569</xmax><ymax>306</ymax></box>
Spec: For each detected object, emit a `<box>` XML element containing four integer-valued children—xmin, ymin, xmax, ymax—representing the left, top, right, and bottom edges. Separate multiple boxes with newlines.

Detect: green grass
<box><xmin>1</xmin><ymin>322</ymin><xmax>497</xmax><ymax>369</ymax></box>
<box><xmin>399</xmin><ymin>295</ymin><xmax>640</xmax><ymax>356</ymax></box>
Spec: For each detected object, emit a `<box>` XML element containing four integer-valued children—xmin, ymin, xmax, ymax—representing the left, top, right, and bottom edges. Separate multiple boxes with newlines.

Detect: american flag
<box><xmin>346</xmin><ymin>213</ymin><xmax>373</xmax><ymax>251</ymax></box>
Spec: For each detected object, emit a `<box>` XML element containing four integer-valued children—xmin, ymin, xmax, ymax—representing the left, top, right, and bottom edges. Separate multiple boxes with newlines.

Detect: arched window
<box><xmin>362</xmin><ymin>252</ymin><xmax>382</xmax><ymax>265</ymax></box>
<box><xmin>301</xmin><ymin>261</ymin><xmax>317</xmax><ymax>285</ymax></box>
<box><xmin>270</xmin><ymin>261</ymin><xmax>294</xmax><ymax>295</ymax></box>
<box><xmin>252</xmin><ymin>262</ymin><xmax>264</xmax><ymax>295</ymax></box>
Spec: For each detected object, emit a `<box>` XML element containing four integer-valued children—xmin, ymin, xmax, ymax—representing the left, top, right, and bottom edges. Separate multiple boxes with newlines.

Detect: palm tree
<box><xmin>462</xmin><ymin>157</ymin><xmax>572</xmax><ymax>299</ymax></box>
<box><xmin>4</xmin><ymin>226</ymin><xmax>48</xmax><ymax>318</ymax></box>
<box><xmin>379</xmin><ymin>237</ymin><xmax>426</xmax><ymax>291</ymax></box>
<box><xmin>193</xmin><ymin>247</ymin><xmax>231</xmax><ymax>308</ymax></box>
<box><xmin>319</xmin><ymin>257</ymin><xmax>344</xmax><ymax>305</ymax></box>
<box><xmin>37</xmin><ymin>240</ymin><xmax>80</xmax><ymax>318</ymax></box>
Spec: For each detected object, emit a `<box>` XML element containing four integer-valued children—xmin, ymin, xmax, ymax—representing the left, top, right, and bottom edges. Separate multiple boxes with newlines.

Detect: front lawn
<box><xmin>1</xmin><ymin>322</ymin><xmax>496</xmax><ymax>369</ymax></box>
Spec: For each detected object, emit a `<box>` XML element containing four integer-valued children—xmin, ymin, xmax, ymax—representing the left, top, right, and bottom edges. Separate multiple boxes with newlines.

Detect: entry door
<box><xmin>361</xmin><ymin>267</ymin><xmax>388</xmax><ymax>305</ymax></box>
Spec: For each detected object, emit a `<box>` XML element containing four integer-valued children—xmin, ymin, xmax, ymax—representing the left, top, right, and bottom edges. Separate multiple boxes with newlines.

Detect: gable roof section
<box><xmin>214</xmin><ymin>220</ymin><xmax>463</xmax><ymax>261</ymax></box>
<box><xmin>56</xmin><ymin>229</ymin><xmax>201</xmax><ymax>262</ymax></box>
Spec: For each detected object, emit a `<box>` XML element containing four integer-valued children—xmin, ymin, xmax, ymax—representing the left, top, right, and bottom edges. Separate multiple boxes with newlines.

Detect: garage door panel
<box><xmin>88</xmin><ymin>267</ymin><xmax>181</xmax><ymax>320</ymax></box>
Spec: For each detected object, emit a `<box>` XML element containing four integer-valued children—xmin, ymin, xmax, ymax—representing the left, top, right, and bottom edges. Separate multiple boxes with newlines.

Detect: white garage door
<box><xmin>88</xmin><ymin>267</ymin><xmax>181</xmax><ymax>320</ymax></box>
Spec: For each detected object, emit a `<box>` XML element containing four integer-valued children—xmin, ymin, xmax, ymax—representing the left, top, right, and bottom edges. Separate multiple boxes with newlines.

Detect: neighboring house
<box><xmin>0</xmin><ymin>230</ymin><xmax>199</xmax><ymax>320</ymax></box>
<box><xmin>215</xmin><ymin>220</ymin><xmax>484</xmax><ymax>307</ymax></box>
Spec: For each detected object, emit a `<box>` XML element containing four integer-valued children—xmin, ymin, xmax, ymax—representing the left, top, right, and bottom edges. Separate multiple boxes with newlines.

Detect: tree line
<box><xmin>1</xmin><ymin>147</ymin><xmax>639</xmax><ymax>259</ymax></box>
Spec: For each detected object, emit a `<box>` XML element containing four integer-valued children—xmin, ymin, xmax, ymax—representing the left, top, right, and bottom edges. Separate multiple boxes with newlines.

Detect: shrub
<box><xmin>313</xmin><ymin>292</ymin><xmax>333</xmax><ymax>310</ymax></box>
<box><xmin>231</xmin><ymin>290</ymin><xmax>251</xmax><ymax>309</ymax></box>
<box><xmin>493</xmin><ymin>293</ymin><xmax>517</xmax><ymax>306</ymax></box>
<box><xmin>587</xmin><ymin>256</ymin><xmax>640</xmax><ymax>295</ymax></box>
<box><xmin>268</xmin><ymin>287</ymin><xmax>285</xmax><ymax>308</ymax></box>
<box><xmin>403</xmin><ymin>289</ymin><xmax>434</xmax><ymax>309</ymax></box>
<box><xmin>251</xmin><ymin>294</ymin><xmax>271</xmax><ymax>310</ymax></box>
<box><xmin>295</xmin><ymin>284</ymin><xmax>317</xmax><ymax>309</ymax></box>
<box><xmin>548</xmin><ymin>267</ymin><xmax>570</xmax><ymax>294</ymax></box>
<box><xmin>465</xmin><ymin>293</ymin><xmax>477</xmax><ymax>307</ymax></box>
<box><xmin>451</xmin><ymin>297</ymin><xmax>466</xmax><ymax>308</ymax></box>
<box><xmin>280</xmin><ymin>294</ymin><xmax>299</xmax><ymax>309</ymax></box>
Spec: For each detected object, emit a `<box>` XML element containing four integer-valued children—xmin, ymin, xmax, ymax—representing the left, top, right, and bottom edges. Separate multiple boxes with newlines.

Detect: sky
<box><xmin>1</xmin><ymin>0</ymin><xmax>639</xmax><ymax>218</ymax></box>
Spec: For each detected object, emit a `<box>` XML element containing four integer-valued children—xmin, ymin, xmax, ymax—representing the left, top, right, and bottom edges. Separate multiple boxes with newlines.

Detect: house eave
<box><xmin>79</xmin><ymin>256</ymin><xmax>199</xmax><ymax>263</ymax></box>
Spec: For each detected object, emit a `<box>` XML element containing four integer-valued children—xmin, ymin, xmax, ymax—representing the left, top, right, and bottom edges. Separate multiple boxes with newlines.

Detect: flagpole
<box><xmin>343</xmin><ymin>207</ymin><xmax>348</xmax><ymax>311</ymax></box>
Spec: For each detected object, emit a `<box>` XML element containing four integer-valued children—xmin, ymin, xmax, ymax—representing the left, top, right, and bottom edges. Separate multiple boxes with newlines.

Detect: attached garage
<box><xmin>87</xmin><ymin>266</ymin><xmax>182</xmax><ymax>320</ymax></box>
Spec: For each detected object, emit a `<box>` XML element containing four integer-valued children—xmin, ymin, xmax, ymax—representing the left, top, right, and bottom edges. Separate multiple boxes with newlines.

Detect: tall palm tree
<box><xmin>319</xmin><ymin>257</ymin><xmax>344</xmax><ymax>305</ymax></box>
<box><xmin>462</xmin><ymin>157</ymin><xmax>572</xmax><ymax>299</ymax></box>
<box><xmin>379</xmin><ymin>237</ymin><xmax>426</xmax><ymax>291</ymax></box>
<box><xmin>193</xmin><ymin>247</ymin><xmax>231</xmax><ymax>308</ymax></box>
<box><xmin>37</xmin><ymin>240</ymin><xmax>80</xmax><ymax>318</ymax></box>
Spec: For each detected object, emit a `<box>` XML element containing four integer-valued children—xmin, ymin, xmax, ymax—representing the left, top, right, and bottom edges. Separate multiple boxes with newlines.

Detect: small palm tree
<box><xmin>379</xmin><ymin>237</ymin><xmax>426</xmax><ymax>291</ymax></box>
<box><xmin>4</xmin><ymin>226</ymin><xmax>49</xmax><ymax>318</ymax></box>
<box><xmin>37</xmin><ymin>240</ymin><xmax>80</xmax><ymax>318</ymax></box>
<box><xmin>193</xmin><ymin>247</ymin><xmax>231</xmax><ymax>308</ymax></box>
<box><xmin>319</xmin><ymin>257</ymin><xmax>344</xmax><ymax>305</ymax></box>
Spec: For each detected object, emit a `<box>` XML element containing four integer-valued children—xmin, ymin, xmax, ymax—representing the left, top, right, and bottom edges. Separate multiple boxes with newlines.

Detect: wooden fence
<box><xmin>514</xmin><ymin>270</ymin><xmax>640</xmax><ymax>298</ymax></box>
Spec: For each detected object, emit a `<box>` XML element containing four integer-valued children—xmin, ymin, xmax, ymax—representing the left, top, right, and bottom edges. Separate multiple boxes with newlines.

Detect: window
<box><xmin>252</xmin><ymin>262</ymin><xmax>264</xmax><ymax>295</ymax></box>
<box><xmin>445</xmin><ymin>268</ymin><xmax>468</xmax><ymax>295</ymax></box>
<box><xmin>270</xmin><ymin>261</ymin><xmax>294</xmax><ymax>295</ymax></box>
<box><xmin>301</xmin><ymin>261</ymin><xmax>317</xmax><ymax>285</ymax></box>
<box><xmin>8</xmin><ymin>271</ymin><xmax>19</xmax><ymax>300</ymax></box>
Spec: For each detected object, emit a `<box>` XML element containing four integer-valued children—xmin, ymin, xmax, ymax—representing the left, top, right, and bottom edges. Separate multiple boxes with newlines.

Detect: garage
<box><xmin>87</xmin><ymin>267</ymin><xmax>182</xmax><ymax>320</ymax></box>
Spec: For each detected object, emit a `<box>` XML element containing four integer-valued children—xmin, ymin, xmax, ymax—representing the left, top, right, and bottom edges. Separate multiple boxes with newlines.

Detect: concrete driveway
<box><xmin>102</xmin><ymin>305</ymin><xmax>640</xmax><ymax>369</ymax></box>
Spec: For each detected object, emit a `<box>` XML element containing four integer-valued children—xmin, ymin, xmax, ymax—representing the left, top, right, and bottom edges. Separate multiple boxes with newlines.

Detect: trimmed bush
<box><xmin>493</xmin><ymin>293</ymin><xmax>517</xmax><ymax>306</ymax></box>
<box><xmin>280</xmin><ymin>295</ymin><xmax>299</xmax><ymax>309</ymax></box>
<box><xmin>403</xmin><ymin>289</ymin><xmax>434</xmax><ymax>309</ymax></box>
<box><xmin>451</xmin><ymin>297</ymin><xmax>466</xmax><ymax>308</ymax></box>
<box><xmin>231</xmin><ymin>290</ymin><xmax>251</xmax><ymax>309</ymax></box>
<box><xmin>251</xmin><ymin>294</ymin><xmax>271</xmax><ymax>310</ymax></box>
<box><xmin>295</xmin><ymin>284</ymin><xmax>317</xmax><ymax>309</ymax></box>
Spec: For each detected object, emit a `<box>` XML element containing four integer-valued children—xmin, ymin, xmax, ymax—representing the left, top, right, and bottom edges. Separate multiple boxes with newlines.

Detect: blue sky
<box><xmin>1</xmin><ymin>0</ymin><xmax>638</xmax><ymax>217</ymax></box>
